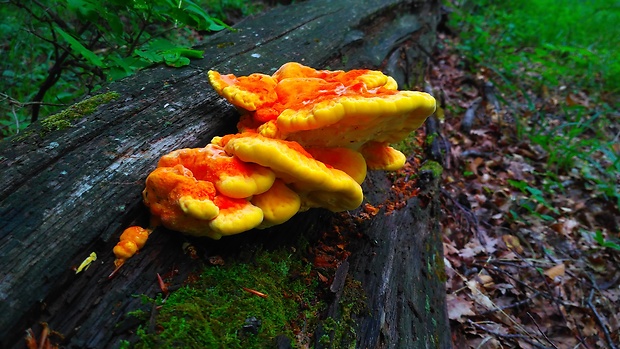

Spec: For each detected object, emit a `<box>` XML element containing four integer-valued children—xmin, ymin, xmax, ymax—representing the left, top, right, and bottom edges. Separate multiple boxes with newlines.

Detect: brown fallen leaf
<box><xmin>502</xmin><ymin>235</ymin><xmax>523</xmax><ymax>254</ymax></box>
<box><xmin>544</xmin><ymin>263</ymin><xmax>565</xmax><ymax>282</ymax></box>
<box><xmin>447</xmin><ymin>293</ymin><xmax>475</xmax><ymax>323</ymax></box>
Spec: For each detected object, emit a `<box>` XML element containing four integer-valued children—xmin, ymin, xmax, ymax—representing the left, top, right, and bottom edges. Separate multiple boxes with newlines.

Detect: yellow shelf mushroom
<box><xmin>111</xmin><ymin>62</ymin><xmax>436</xmax><ymax>276</ymax></box>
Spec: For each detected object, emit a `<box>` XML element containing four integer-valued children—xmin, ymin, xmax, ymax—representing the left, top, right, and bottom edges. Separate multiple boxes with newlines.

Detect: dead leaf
<box><xmin>544</xmin><ymin>263</ymin><xmax>565</xmax><ymax>282</ymax></box>
<box><xmin>478</xmin><ymin>274</ymin><xmax>495</xmax><ymax>289</ymax></box>
<box><xmin>447</xmin><ymin>293</ymin><xmax>475</xmax><ymax>322</ymax></box>
<box><xmin>502</xmin><ymin>235</ymin><xmax>523</xmax><ymax>254</ymax></box>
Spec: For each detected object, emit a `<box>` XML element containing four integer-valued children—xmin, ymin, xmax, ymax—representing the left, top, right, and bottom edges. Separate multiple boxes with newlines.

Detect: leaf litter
<box><xmin>428</xmin><ymin>31</ymin><xmax>620</xmax><ymax>349</ymax></box>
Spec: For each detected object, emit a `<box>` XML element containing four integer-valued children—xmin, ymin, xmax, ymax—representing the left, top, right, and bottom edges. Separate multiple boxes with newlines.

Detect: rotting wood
<box><xmin>0</xmin><ymin>0</ymin><xmax>449</xmax><ymax>348</ymax></box>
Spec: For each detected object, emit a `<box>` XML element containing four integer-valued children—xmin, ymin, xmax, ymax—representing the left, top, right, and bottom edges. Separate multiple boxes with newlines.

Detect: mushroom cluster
<box><xmin>112</xmin><ymin>62</ymin><xmax>435</xmax><ymax>271</ymax></box>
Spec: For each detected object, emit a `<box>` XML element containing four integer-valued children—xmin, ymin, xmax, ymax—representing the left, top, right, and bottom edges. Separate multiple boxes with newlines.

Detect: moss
<box><xmin>40</xmin><ymin>91</ymin><xmax>119</xmax><ymax>133</ymax></box>
<box><xmin>320</xmin><ymin>277</ymin><xmax>368</xmax><ymax>349</ymax></box>
<box><xmin>420</xmin><ymin>160</ymin><xmax>443</xmax><ymax>178</ymax></box>
<box><xmin>425</xmin><ymin>133</ymin><xmax>437</xmax><ymax>147</ymax></box>
<box><xmin>433</xmin><ymin>251</ymin><xmax>447</xmax><ymax>283</ymax></box>
<box><xmin>392</xmin><ymin>132</ymin><xmax>422</xmax><ymax>155</ymax></box>
<box><xmin>133</xmin><ymin>247</ymin><xmax>325</xmax><ymax>349</ymax></box>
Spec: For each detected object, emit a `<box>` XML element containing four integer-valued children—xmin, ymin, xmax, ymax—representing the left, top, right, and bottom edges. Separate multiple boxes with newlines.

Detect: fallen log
<box><xmin>0</xmin><ymin>0</ymin><xmax>450</xmax><ymax>348</ymax></box>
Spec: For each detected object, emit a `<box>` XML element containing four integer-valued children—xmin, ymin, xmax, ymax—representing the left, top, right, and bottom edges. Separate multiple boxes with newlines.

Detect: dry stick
<box><xmin>440</xmin><ymin>187</ymin><xmax>484</xmax><ymax>245</ymax></box>
<box><xmin>527</xmin><ymin>312</ymin><xmax>559</xmax><ymax>349</ymax></box>
<box><xmin>451</xmin><ymin>264</ymin><xmax>535</xmax><ymax>340</ymax></box>
<box><xmin>481</xmin><ymin>263</ymin><xmax>544</xmax><ymax>296</ymax></box>
<box><xmin>483</xmin><ymin>262</ymin><xmax>583</xmax><ymax>310</ymax></box>
<box><xmin>538</xmin><ymin>242</ymin><xmax>595</xmax><ymax>347</ymax></box>
<box><xmin>542</xmin><ymin>246</ymin><xmax>596</xmax><ymax>289</ymax></box>
<box><xmin>461</xmin><ymin>96</ymin><xmax>482</xmax><ymax>135</ymax></box>
<box><xmin>587</xmin><ymin>289</ymin><xmax>618</xmax><ymax>349</ymax></box>
<box><xmin>516</xmin><ymin>252</ymin><xmax>592</xmax><ymax>349</ymax></box>
<box><xmin>478</xmin><ymin>292</ymin><xmax>542</xmax><ymax>316</ymax></box>
<box><xmin>467</xmin><ymin>320</ymin><xmax>551</xmax><ymax>349</ymax></box>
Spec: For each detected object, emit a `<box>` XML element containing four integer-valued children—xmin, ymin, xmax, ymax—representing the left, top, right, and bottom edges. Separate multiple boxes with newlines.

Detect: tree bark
<box><xmin>0</xmin><ymin>0</ymin><xmax>449</xmax><ymax>348</ymax></box>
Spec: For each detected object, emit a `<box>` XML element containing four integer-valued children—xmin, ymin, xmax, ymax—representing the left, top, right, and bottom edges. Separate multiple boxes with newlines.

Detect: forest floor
<box><xmin>431</xmin><ymin>30</ymin><xmax>620</xmax><ymax>348</ymax></box>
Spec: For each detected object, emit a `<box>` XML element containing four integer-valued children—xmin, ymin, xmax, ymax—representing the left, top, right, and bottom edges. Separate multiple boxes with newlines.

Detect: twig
<box><xmin>515</xmin><ymin>250</ymin><xmax>592</xmax><ymax>348</ymax></box>
<box><xmin>478</xmin><ymin>292</ymin><xmax>541</xmax><ymax>315</ymax></box>
<box><xmin>461</xmin><ymin>96</ymin><xmax>482</xmax><ymax>134</ymax></box>
<box><xmin>0</xmin><ymin>93</ymin><xmax>67</xmax><ymax>108</ymax></box>
<box><xmin>587</xmin><ymin>289</ymin><xmax>618</xmax><ymax>349</ymax></box>
<box><xmin>527</xmin><ymin>312</ymin><xmax>559</xmax><ymax>349</ymax></box>
<box><xmin>467</xmin><ymin>320</ymin><xmax>551</xmax><ymax>349</ymax></box>
<box><xmin>440</xmin><ymin>187</ymin><xmax>482</xmax><ymax>244</ymax></box>
<box><xmin>11</xmin><ymin>105</ymin><xmax>19</xmax><ymax>133</ymax></box>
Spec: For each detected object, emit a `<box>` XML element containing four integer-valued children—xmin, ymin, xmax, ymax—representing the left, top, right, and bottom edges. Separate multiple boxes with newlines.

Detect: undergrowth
<box><xmin>449</xmin><ymin>0</ymin><xmax>620</xmax><ymax>209</ymax></box>
<box><xmin>441</xmin><ymin>1</ymin><xmax>620</xmax><ymax>347</ymax></box>
<box><xmin>0</xmin><ymin>0</ymin><xmax>269</xmax><ymax>138</ymax></box>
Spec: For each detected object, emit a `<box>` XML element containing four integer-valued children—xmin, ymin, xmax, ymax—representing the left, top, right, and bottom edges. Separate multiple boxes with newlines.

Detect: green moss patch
<box><xmin>40</xmin><ymin>91</ymin><xmax>119</xmax><ymax>133</ymax></box>
<box><xmin>133</xmin><ymin>248</ymin><xmax>324</xmax><ymax>349</ymax></box>
<box><xmin>420</xmin><ymin>160</ymin><xmax>443</xmax><ymax>178</ymax></box>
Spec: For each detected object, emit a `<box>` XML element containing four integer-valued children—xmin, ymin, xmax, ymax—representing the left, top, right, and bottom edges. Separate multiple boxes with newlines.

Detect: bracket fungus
<box><xmin>112</xmin><ymin>62</ymin><xmax>435</xmax><ymax>275</ymax></box>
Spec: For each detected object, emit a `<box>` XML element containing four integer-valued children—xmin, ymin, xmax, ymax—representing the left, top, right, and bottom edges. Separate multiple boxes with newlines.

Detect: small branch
<box><xmin>126</xmin><ymin>9</ymin><xmax>153</xmax><ymax>55</ymax></box>
<box><xmin>31</xmin><ymin>0</ymin><xmax>72</xmax><ymax>31</ymax></box>
<box><xmin>461</xmin><ymin>96</ymin><xmax>482</xmax><ymax>135</ymax></box>
<box><xmin>441</xmin><ymin>187</ymin><xmax>483</xmax><ymax>244</ymax></box>
<box><xmin>467</xmin><ymin>320</ymin><xmax>551</xmax><ymax>349</ymax></box>
<box><xmin>587</xmin><ymin>289</ymin><xmax>618</xmax><ymax>349</ymax></box>
<box><xmin>478</xmin><ymin>292</ymin><xmax>541</xmax><ymax>315</ymax></box>
<box><xmin>10</xmin><ymin>105</ymin><xmax>20</xmax><ymax>134</ymax></box>
<box><xmin>527</xmin><ymin>312</ymin><xmax>559</xmax><ymax>349</ymax></box>
<box><xmin>0</xmin><ymin>93</ymin><xmax>67</xmax><ymax>108</ymax></box>
<box><xmin>30</xmin><ymin>22</ymin><xmax>93</xmax><ymax>122</ymax></box>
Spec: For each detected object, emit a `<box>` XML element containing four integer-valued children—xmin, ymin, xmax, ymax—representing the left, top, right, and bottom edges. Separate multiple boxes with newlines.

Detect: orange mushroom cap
<box><xmin>306</xmin><ymin>147</ymin><xmax>367</xmax><ymax>184</ymax></box>
<box><xmin>112</xmin><ymin>226</ymin><xmax>152</xmax><ymax>270</ymax></box>
<box><xmin>157</xmin><ymin>144</ymin><xmax>275</xmax><ymax>199</ymax></box>
<box><xmin>360</xmin><ymin>141</ymin><xmax>407</xmax><ymax>171</ymax></box>
<box><xmin>251</xmin><ymin>179</ymin><xmax>301</xmax><ymax>228</ymax></box>
<box><xmin>217</xmin><ymin>132</ymin><xmax>364</xmax><ymax>212</ymax></box>
<box><xmin>208</xmin><ymin>62</ymin><xmax>436</xmax><ymax>171</ymax></box>
<box><xmin>142</xmin><ymin>163</ymin><xmax>264</xmax><ymax>239</ymax></box>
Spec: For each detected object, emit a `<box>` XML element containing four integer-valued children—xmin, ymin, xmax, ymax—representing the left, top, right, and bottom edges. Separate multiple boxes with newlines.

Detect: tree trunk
<box><xmin>0</xmin><ymin>0</ymin><xmax>449</xmax><ymax>348</ymax></box>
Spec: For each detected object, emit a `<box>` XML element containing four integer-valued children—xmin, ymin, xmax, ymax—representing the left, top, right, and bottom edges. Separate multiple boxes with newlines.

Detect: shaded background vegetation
<box><xmin>440</xmin><ymin>0</ymin><xmax>619</xmax><ymax>347</ymax></box>
<box><xmin>0</xmin><ymin>0</ymin><xmax>286</xmax><ymax>136</ymax></box>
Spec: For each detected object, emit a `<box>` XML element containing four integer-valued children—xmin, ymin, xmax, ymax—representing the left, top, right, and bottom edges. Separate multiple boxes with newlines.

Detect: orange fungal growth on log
<box><xmin>208</xmin><ymin>62</ymin><xmax>436</xmax><ymax>171</ymax></box>
<box><xmin>142</xmin><ymin>156</ymin><xmax>266</xmax><ymax>239</ymax></box>
<box><xmin>360</xmin><ymin>141</ymin><xmax>407</xmax><ymax>171</ymax></box>
<box><xmin>219</xmin><ymin>132</ymin><xmax>364</xmax><ymax>212</ymax></box>
<box><xmin>112</xmin><ymin>226</ymin><xmax>151</xmax><ymax>267</ymax></box>
<box><xmin>306</xmin><ymin>147</ymin><xmax>367</xmax><ymax>185</ymax></box>
<box><xmin>251</xmin><ymin>179</ymin><xmax>301</xmax><ymax>228</ymax></box>
<box><xmin>157</xmin><ymin>144</ymin><xmax>275</xmax><ymax>199</ymax></box>
<box><xmin>112</xmin><ymin>62</ymin><xmax>436</xmax><ymax>273</ymax></box>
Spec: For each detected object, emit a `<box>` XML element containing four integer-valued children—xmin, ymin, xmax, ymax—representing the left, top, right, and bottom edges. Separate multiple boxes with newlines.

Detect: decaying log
<box><xmin>0</xmin><ymin>0</ymin><xmax>450</xmax><ymax>348</ymax></box>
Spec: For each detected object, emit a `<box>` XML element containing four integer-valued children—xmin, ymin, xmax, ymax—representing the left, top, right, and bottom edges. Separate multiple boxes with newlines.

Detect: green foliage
<box><xmin>0</xmin><ymin>0</ymin><xmax>229</xmax><ymax>137</ymax></box>
<box><xmin>202</xmin><ymin>0</ymin><xmax>267</xmax><ymax>21</ymax></box>
<box><xmin>591</xmin><ymin>230</ymin><xmax>620</xmax><ymax>251</ymax></box>
<box><xmin>449</xmin><ymin>0</ymin><xmax>620</xmax><ymax>92</ymax></box>
<box><xmin>508</xmin><ymin>179</ymin><xmax>558</xmax><ymax>221</ymax></box>
<box><xmin>527</xmin><ymin>105</ymin><xmax>620</xmax><ymax>206</ymax></box>
<box><xmin>133</xmin><ymin>248</ymin><xmax>324</xmax><ymax>348</ymax></box>
<box><xmin>448</xmin><ymin>0</ymin><xmax>620</xmax><ymax>208</ymax></box>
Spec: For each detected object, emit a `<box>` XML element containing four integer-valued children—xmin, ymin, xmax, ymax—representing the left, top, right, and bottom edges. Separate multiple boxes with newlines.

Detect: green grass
<box><xmin>452</xmin><ymin>0</ymin><xmax>620</xmax><ymax>93</ymax></box>
<box><xmin>448</xmin><ymin>0</ymin><xmax>620</xmax><ymax>207</ymax></box>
